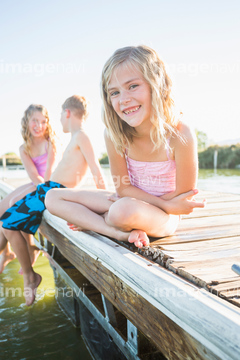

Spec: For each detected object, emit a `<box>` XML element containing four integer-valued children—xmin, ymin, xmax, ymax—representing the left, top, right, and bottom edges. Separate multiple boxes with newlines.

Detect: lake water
<box><xmin>198</xmin><ymin>169</ymin><xmax>240</xmax><ymax>194</ymax></box>
<box><xmin>0</xmin><ymin>166</ymin><xmax>240</xmax><ymax>359</ymax></box>
<box><xmin>0</xmin><ymin>256</ymin><xmax>91</xmax><ymax>360</ymax></box>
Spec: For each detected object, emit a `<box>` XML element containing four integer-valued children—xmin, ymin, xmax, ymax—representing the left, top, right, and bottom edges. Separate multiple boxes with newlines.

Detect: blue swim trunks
<box><xmin>0</xmin><ymin>181</ymin><xmax>65</xmax><ymax>235</ymax></box>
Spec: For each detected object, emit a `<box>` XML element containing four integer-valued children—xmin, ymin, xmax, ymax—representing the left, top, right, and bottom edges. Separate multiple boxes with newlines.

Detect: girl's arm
<box><xmin>77</xmin><ymin>131</ymin><xmax>106</xmax><ymax>189</ymax></box>
<box><xmin>44</xmin><ymin>141</ymin><xmax>57</xmax><ymax>181</ymax></box>
<box><xmin>161</xmin><ymin>123</ymin><xmax>198</xmax><ymax>200</ymax></box>
<box><xmin>159</xmin><ymin>123</ymin><xmax>207</xmax><ymax>213</ymax></box>
<box><xmin>105</xmin><ymin>127</ymin><xmax>205</xmax><ymax>215</ymax></box>
<box><xmin>19</xmin><ymin>145</ymin><xmax>44</xmax><ymax>186</ymax></box>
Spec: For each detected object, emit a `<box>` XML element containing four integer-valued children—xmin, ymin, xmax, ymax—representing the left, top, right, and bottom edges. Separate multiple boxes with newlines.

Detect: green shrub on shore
<box><xmin>0</xmin><ymin>153</ymin><xmax>22</xmax><ymax>166</ymax></box>
<box><xmin>198</xmin><ymin>144</ymin><xmax>240</xmax><ymax>169</ymax></box>
<box><xmin>99</xmin><ymin>152</ymin><xmax>109</xmax><ymax>165</ymax></box>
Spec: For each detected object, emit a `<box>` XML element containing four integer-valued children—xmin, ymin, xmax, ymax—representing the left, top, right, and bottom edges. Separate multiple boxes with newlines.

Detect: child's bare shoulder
<box><xmin>19</xmin><ymin>144</ymin><xmax>27</xmax><ymax>156</ymax></box>
<box><xmin>75</xmin><ymin>129</ymin><xmax>92</xmax><ymax>147</ymax></box>
<box><xmin>75</xmin><ymin>128</ymin><xmax>88</xmax><ymax>139</ymax></box>
<box><xmin>178</xmin><ymin>121</ymin><xmax>195</xmax><ymax>139</ymax></box>
<box><xmin>173</xmin><ymin>121</ymin><xmax>196</xmax><ymax>147</ymax></box>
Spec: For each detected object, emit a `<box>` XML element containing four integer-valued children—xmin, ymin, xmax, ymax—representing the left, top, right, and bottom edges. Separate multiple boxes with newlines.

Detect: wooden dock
<box><xmin>38</xmin><ymin>190</ymin><xmax>240</xmax><ymax>360</ymax></box>
<box><xmin>139</xmin><ymin>190</ymin><xmax>240</xmax><ymax>309</ymax></box>
<box><xmin>1</xmin><ymin>180</ymin><xmax>240</xmax><ymax>360</ymax></box>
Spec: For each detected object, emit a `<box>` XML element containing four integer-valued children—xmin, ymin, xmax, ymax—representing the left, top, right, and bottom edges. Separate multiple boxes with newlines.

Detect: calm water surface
<box><xmin>0</xmin><ymin>256</ymin><xmax>91</xmax><ymax>360</ymax></box>
<box><xmin>0</xmin><ymin>167</ymin><xmax>239</xmax><ymax>359</ymax></box>
<box><xmin>198</xmin><ymin>169</ymin><xmax>240</xmax><ymax>194</ymax></box>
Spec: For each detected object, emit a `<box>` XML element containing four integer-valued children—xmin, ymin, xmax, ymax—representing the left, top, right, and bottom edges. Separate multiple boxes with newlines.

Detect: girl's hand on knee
<box><xmin>166</xmin><ymin>189</ymin><xmax>206</xmax><ymax>215</ymax></box>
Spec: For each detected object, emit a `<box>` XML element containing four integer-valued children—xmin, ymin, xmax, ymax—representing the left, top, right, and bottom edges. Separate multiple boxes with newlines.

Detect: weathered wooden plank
<box><xmin>39</xmin><ymin>211</ymin><xmax>240</xmax><ymax>360</ymax></box>
<box><xmin>160</xmin><ymin>236</ymin><xmax>240</xmax><ymax>250</ymax></box>
<box><xmin>183</xmin><ymin>202</ymin><xmax>240</xmax><ymax>219</ymax></box>
<box><xmin>209</xmin><ymin>283</ymin><xmax>240</xmax><ymax>308</ymax></box>
<box><xmin>220</xmin><ymin>288</ymin><xmax>240</xmax><ymax>297</ymax></box>
<box><xmin>196</xmin><ymin>192</ymin><xmax>240</xmax><ymax>203</ymax></box>
<box><xmin>189</xmin><ymin>198</ymin><xmax>240</xmax><ymax>207</ymax></box>
<box><xmin>160</xmin><ymin>238</ymin><xmax>240</xmax><ymax>262</ymax></box>
<box><xmin>152</xmin><ymin>213</ymin><xmax>240</xmax><ymax>246</ymax></box>
<box><xmin>212</xmin><ymin>280</ymin><xmax>240</xmax><ymax>292</ymax></box>
<box><xmin>178</xmin><ymin>214</ymin><xmax>240</xmax><ymax>231</ymax></box>
<box><xmin>168</xmin><ymin>257</ymin><xmax>240</xmax><ymax>284</ymax></box>
<box><xmin>151</xmin><ymin>226</ymin><xmax>240</xmax><ymax>245</ymax></box>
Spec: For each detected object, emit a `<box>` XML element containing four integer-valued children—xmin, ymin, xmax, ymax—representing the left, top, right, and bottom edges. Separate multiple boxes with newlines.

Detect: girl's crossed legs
<box><xmin>45</xmin><ymin>189</ymin><xmax>179</xmax><ymax>248</ymax></box>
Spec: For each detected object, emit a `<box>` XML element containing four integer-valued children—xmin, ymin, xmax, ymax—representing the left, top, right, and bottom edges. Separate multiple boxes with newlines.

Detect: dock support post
<box><xmin>127</xmin><ymin>320</ymin><xmax>139</xmax><ymax>356</ymax></box>
<box><xmin>214</xmin><ymin>149</ymin><xmax>218</xmax><ymax>170</ymax></box>
<box><xmin>36</xmin><ymin>230</ymin><xmax>55</xmax><ymax>256</ymax></box>
<box><xmin>101</xmin><ymin>294</ymin><xmax>118</xmax><ymax>327</ymax></box>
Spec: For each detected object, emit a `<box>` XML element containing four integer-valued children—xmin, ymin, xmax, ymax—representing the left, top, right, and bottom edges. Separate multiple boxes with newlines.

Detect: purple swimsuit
<box><xmin>31</xmin><ymin>151</ymin><xmax>48</xmax><ymax>178</ymax></box>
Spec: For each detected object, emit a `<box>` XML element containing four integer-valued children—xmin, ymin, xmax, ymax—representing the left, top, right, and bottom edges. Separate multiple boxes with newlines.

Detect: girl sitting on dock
<box><xmin>0</xmin><ymin>104</ymin><xmax>56</xmax><ymax>274</ymax></box>
<box><xmin>46</xmin><ymin>45</ymin><xmax>206</xmax><ymax>248</ymax></box>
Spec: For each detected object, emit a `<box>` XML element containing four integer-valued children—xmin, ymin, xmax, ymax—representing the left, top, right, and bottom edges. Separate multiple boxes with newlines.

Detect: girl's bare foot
<box><xmin>128</xmin><ymin>230</ymin><xmax>149</xmax><ymax>248</ymax></box>
<box><xmin>23</xmin><ymin>272</ymin><xmax>42</xmax><ymax>306</ymax></box>
<box><xmin>0</xmin><ymin>248</ymin><xmax>16</xmax><ymax>273</ymax></box>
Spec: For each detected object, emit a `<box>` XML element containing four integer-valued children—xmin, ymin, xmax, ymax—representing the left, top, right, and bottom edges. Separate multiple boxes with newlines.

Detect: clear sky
<box><xmin>1</xmin><ymin>0</ymin><xmax>239</xmax><ymax>158</ymax></box>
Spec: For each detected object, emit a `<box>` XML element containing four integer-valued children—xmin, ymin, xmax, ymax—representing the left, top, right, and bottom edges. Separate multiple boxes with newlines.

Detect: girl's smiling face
<box><xmin>28</xmin><ymin>111</ymin><xmax>47</xmax><ymax>138</ymax></box>
<box><xmin>108</xmin><ymin>63</ymin><xmax>152</xmax><ymax>130</ymax></box>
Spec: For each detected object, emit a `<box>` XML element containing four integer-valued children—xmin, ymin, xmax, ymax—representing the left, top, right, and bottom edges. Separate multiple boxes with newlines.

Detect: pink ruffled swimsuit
<box><xmin>31</xmin><ymin>151</ymin><xmax>48</xmax><ymax>178</ymax></box>
<box><xmin>125</xmin><ymin>142</ymin><xmax>176</xmax><ymax>197</ymax></box>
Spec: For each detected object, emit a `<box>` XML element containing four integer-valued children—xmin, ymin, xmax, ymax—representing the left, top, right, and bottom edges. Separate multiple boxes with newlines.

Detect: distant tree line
<box><xmin>198</xmin><ymin>144</ymin><xmax>240</xmax><ymax>169</ymax></box>
<box><xmin>0</xmin><ymin>153</ymin><xmax>22</xmax><ymax>166</ymax></box>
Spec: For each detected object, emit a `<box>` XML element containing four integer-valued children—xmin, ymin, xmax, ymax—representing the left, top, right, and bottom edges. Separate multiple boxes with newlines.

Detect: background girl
<box><xmin>0</xmin><ymin>104</ymin><xmax>57</xmax><ymax>272</ymax></box>
<box><xmin>46</xmin><ymin>45</ymin><xmax>205</xmax><ymax>248</ymax></box>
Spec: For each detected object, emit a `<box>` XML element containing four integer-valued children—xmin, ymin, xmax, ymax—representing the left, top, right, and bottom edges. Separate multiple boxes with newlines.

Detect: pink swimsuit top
<box><xmin>125</xmin><ymin>142</ymin><xmax>176</xmax><ymax>197</ymax></box>
<box><xmin>31</xmin><ymin>151</ymin><xmax>48</xmax><ymax>178</ymax></box>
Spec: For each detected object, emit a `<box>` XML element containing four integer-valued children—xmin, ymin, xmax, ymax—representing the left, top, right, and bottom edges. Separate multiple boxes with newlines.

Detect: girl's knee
<box><xmin>108</xmin><ymin>197</ymin><xmax>139</xmax><ymax>227</ymax></box>
<box><xmin>45</xmin><ymin>189</ymin><xmax>59</xmax><ymax>214</ymax></box>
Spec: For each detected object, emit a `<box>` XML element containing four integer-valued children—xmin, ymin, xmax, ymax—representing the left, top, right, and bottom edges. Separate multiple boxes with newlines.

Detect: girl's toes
<box><xmin>134</xmin><ymin>240</ymin><xmax>143</xmax><ymax>248</ymax></box>
<box><xmin>128</xmin><ymin>230</ymin><xmax>139</xmax><ymax>243</ymax></box>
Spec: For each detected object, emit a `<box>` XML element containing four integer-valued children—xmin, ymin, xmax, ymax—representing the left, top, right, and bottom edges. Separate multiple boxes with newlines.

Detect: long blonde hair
<box><xmin>101</xmin><ymin>45</ymin><xmax>181</xmax><ymax>154</ymax></box>
<box><xmin>21</xmin><ymin>104</ymin><xmax>56</xmax><ymax>155</ymax></box>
